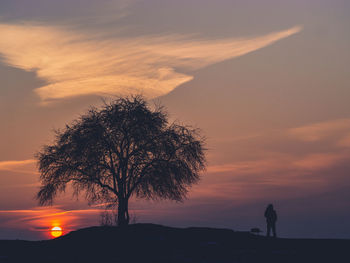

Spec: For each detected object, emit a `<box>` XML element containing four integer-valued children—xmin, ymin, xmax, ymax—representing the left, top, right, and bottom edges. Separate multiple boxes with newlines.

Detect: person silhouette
<box><xmin>264</xmin><ymin>204</ymin><xmax>277</xmax><ymax>238</ymax></box>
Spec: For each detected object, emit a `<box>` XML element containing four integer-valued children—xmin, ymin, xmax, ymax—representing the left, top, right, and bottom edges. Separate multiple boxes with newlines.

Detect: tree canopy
<box><xmin>36</xmin><ymin>96</ymin><xmax>206</xmax><ymax>225</ymax></box>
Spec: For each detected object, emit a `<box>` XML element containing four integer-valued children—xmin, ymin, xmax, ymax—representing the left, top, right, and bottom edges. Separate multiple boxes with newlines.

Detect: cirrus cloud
<box><xmin>0</xmin><ymin>23</ymin><xmax>302</xmax><ymax>103</ymax></box>
<box><xmin>288</xmin><ymin>118</ymin><xmax>350</xmax><ymax>142</ymax></box>
<box><xmin>0</xmin><ymin>159</ymin><xmax>36</xmax><ymax>172</ymax></box>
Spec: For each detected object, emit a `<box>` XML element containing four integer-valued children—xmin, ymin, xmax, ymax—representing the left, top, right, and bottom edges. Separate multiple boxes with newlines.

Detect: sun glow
<box><xmin>50</xmin><ymin>226</ymin><xmax>62</xmax><ymax>238</ymax></box>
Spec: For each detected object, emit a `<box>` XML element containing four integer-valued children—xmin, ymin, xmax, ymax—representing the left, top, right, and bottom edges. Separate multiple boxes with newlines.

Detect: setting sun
<box><xmin>50</xmin><ymin>226</ymin><xmax>62</xmax><ymax>238</ymax></box>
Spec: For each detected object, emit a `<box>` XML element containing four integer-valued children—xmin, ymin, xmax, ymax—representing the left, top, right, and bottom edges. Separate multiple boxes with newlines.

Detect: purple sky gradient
<box><xmin>0</xmin><ymin>0</ymin><xmax>350</xmax><ymax>240</ymax></box>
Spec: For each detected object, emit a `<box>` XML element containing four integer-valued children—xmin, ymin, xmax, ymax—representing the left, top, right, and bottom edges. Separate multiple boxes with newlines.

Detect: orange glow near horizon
<box><xmin>50</xmin><ymin>226</ymin><xmax>62</xmax><ymax>238</ymax></box>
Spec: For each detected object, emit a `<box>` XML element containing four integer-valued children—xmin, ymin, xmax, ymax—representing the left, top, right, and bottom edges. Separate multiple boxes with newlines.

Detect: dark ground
<box><xmin>0</xmin><ymin>223</ymin><xmax>349</xmax><ymax>262</ymax></box>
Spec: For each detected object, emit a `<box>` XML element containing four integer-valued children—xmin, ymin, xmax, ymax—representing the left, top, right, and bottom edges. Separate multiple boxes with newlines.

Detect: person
<box><xmin>264</xmin><ymin>204</ymin><xmax>277</xmax><ymax>238</ymax></box>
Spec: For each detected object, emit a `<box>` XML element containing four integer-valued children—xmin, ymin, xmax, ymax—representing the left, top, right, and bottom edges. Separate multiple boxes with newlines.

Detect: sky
<box><xmin>0</xmin><ymin>0</ymin><xmax>350</xmax><ymax>240</ymax></box>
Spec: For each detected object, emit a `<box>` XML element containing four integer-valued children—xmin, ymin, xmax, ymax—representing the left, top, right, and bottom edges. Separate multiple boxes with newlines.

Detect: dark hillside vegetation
<box><xmin>0</xmin><ymin>224</ymin><xmax>349</xmax><ymax>262</ymax></box>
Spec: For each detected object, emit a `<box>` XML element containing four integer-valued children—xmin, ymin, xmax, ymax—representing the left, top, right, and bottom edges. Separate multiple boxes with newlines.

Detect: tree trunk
<box><xmin>117</xmin><ymin>197</ymin><xmax>129</xmax><ymax>226</ymax></box>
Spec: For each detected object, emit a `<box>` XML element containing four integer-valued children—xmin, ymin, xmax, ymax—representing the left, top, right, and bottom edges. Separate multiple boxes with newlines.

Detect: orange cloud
<box><xmin>337</xmin><ymin>134</ymin><xmax>350</xmax><ymax>148</ymax></box>
<box><xmin>208</xmin><ymin>150</ymin><xmax>349</xmax><ymax>176</ymax></box>
<box><xmin>0</xmin><ymin>23</ymin><xmax>302</xmax><ymax>103</ymax></box>
<box><xmin>292</xmin><ymin>153</ymin><xmax>348</xmax><ymax>170</ymax></box>
<box><xmin>288</xmin><ymin>118</ymin><xmax>350</xmax><ymax>142</ymax></box>
<box><xmin>207</xmin><ymin>158</ymin><xmax>289</xmax><ymax>174</ymax></box>
<box><xmin>0</xmin><ymin>159</ymin><xmax>36</xmax><ymax>173</ymax></box>
<box><xmin>204</xmin><ymin>149</ymin><xmax>350</xmax><ymax>201</ymax></box>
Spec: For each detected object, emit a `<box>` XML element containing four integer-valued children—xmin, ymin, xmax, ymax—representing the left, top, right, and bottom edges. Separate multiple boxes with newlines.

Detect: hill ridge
<box><xmin>0</xmin><ymin>223</ymin><xmax>349</xmax><ymax>262</ymax></box>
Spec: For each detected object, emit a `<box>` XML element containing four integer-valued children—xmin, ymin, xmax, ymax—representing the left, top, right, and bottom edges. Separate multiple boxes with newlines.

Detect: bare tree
<box><xmin>36</xmin><ymin>96</ymin><xmax>206</xmax><ymax>226</ymax></box>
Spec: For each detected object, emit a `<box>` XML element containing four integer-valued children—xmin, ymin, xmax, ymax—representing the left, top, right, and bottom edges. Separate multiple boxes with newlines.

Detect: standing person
<box><xmin>264</xmin><ymin>204</ymin><xmax>277</xmax><ymax>238</ymax></box>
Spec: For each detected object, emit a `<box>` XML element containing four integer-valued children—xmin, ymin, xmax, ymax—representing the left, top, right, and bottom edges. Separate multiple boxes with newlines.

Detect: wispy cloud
<box><xmin>204</xmin><ymin>148</ymin><xmax>350</xmax><ymax>200</ymax></box>
<box><xmin>288</xmin><ymin>118</ymin><xmax>350</xmax><ymax>142</ymax></box>
<box><xmin>292</xmin><ymin>153</ymin><xmax>348</xmax><ymax>170</ymax></box>
<box><xmin>337</xmin><ymin>133</ymin><xmax>350</xmax><ymax>147</ymax></box>
<box><xmin>0</xmin><ymin>23</ymin><xmax>302</xmax><ymax>103</ymax></box>
<box><xmin>207</xmin><ymin>151</ymin><xmax>348</xmax><ymax>175</ymax></box>
<box><xmin>0</xmin><ymin>159</ymin><xmax>36</xmax><ymax>173</ymax></box>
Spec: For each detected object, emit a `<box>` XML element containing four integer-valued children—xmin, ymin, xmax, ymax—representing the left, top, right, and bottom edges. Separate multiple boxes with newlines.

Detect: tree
<box><xmin>36</xmin><ymin>96</ymin><xmax>206</xmax><ymax>226</ymax></box>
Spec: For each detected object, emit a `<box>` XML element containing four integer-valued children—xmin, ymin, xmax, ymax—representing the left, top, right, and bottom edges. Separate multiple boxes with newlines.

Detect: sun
<box><xmin>50</xmin><ymin>226</ymin><xmax>63</xmax><ymax>238</ymax></box>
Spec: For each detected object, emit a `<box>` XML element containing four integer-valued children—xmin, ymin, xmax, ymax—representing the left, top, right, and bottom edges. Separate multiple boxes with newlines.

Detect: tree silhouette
<box><xmin>36</xmin><ymin>96</ymin><xmax>206</xmax><ymax>226</ymax></box>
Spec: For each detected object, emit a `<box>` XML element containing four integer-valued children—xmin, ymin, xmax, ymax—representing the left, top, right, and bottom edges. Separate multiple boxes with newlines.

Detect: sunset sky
<box><xmin>1</xmin><ymin>0</ymin><xmax>350</xmax><ymax>240</ymax></box>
